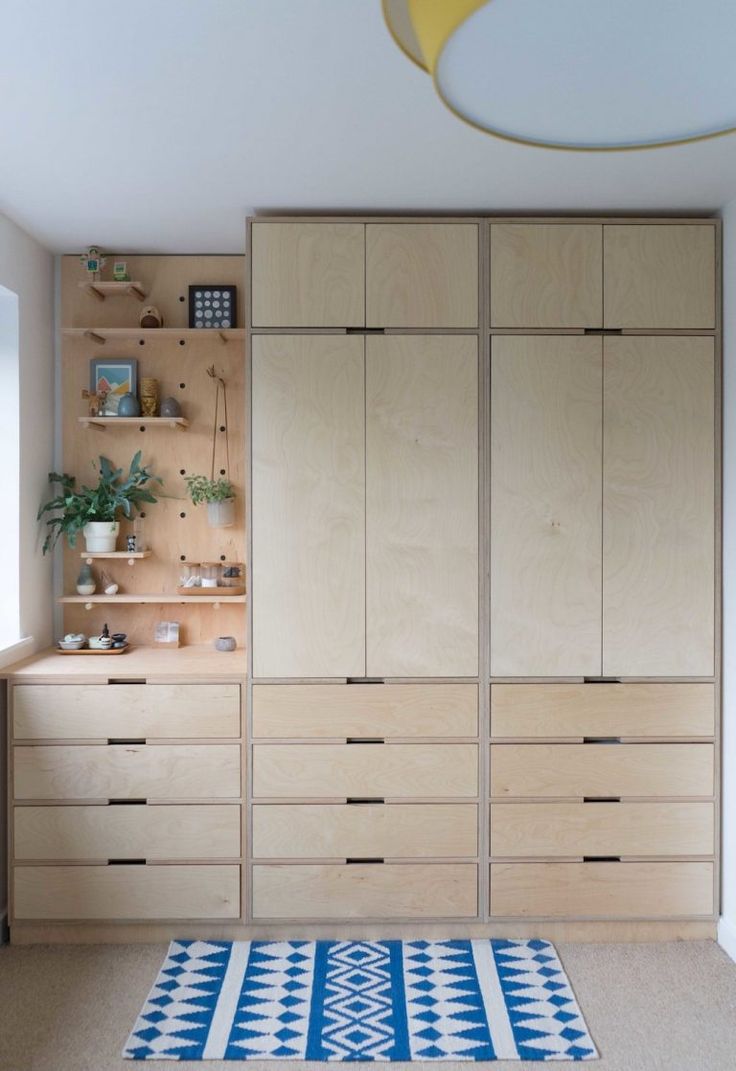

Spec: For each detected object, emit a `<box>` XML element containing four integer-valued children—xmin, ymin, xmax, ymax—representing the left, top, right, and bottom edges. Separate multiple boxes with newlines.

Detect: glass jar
<box><xmin>220</xmin><ymin>563</ymin><xmax>243</xmax><ymax>589</ymax></box>
<box><xmin>133</xmin><ymin>516</ymin><xmax>147</xmax><ymax>552</ymax></box>
<box><xmin>200</xmin><ymin>563</ymin><xmax>221</xmax><ymax>588</ymax></box>
<box><xmin>179</xmin><ymin>562</ymin><xmax>201</xmax><ymax>588</ymax></box>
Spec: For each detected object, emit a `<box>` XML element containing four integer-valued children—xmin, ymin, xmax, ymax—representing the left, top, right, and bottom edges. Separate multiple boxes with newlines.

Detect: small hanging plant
<box><xmin>183</xmin><ymin>366</ymin><xmax>235</xmax><ymax>527</ymax></box>
<box><xmin>184</xmin><ymin>474</ymin><xmax>235</xmax><ymax>505</ymax></box>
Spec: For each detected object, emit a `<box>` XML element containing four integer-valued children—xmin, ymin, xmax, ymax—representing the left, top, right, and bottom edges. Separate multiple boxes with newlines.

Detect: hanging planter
<box><xmin>183</xmin><ymin>366</ymin><xmax>236</xmax><ymax>529</ymax></box>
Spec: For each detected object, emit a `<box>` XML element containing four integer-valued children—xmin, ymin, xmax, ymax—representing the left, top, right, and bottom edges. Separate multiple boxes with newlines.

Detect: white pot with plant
<box><xmin>184</xmin><ymin>474</ymin><xmax>236</xmax><ymax>528</ymax></box>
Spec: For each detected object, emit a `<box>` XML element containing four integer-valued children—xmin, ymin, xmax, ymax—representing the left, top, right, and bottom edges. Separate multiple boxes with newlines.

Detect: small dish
<box><xmin>58</xmin><ymin>638</ymin><xmax>86</xmax><ymax>651</ymax></box>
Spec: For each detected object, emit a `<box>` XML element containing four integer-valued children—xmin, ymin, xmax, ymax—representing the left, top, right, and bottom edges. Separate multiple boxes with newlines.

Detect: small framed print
<box><xmin>189</xmin><ymin>285</ymin><xmax>237</xmax><ymax>329</ymax></box>
<box><xmin>89</xmin><ymin>357</ymin><xmax>138</xmax><ymax>415</ymax></box>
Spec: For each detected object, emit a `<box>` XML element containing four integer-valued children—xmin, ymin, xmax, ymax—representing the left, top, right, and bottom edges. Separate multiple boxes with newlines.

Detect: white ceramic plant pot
<box><xmin>83</xmin><ymin>521</ymin><xmax>120</xmax><ymax>553</ymax></box>
<box><xmin>207</xmin><ymin>498</ymin><xmax>235</xmax><ymax>528</ymax></box>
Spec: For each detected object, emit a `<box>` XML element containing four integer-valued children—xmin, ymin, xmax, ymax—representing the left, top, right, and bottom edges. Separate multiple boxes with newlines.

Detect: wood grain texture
<box><xmin>603</xmin><ymin>337</ymin><xmax>715</xmax><ymax>676</ymax></box>
<box><xmin>14</xmin><ymin>804</ymin><xmax>241</xmax><ymax>861</ymax></box>
<box><xmin>366</xmin><ymin>223</ymin><xmax>478</xmax><ymax>327</ymax></box>
<box><xmin>252</xmin><ymin>743</ymin><xmax>478</xmax><ymax>799</ymax></box>
<box><xmin>252</xmin><ymin>863</ymin><xmax>478</xmax><ymax>919</ymax></box>
<box><xmin>14</xmin><ymin>744</ymin><xmax>242</xmax><ymax>801</ymax></box>
<box><xmin>4</xmin><ymin>645</ymin><xmax>246</xmax><ymax>682</ymax></box>
<box><xmin>14</xmin><ymin>865</ymin><xmax>240</xmax><ymax>920</ymax></box>
<box><xmin>603</xmin><ymin>224</ymin><xmax>716</xmax><ymax>328</ymax></box>
<box><xmin>490</xmin><ymin>336</ymin><xmax>602</xmax><ymax>676</ymax></box>
<box><xmin>490</xmin><ymin>683</ymin><xmax>715</xmax><ymax>740</ymax></box>
<box><xmin>251</xmin><ymin>222</ymin><xmax>364</xmax><ymax>327</ymax></box>
<box><xmin>252</xmin><ymin>803</ymin><xmax>478</xmax><ymax>859</ymax></box>
<box><xmin>13</xmin><ymin>684</ymin><xmax>240</xmax><ymax>740</ymax></box>
<box><xmin>490</xmin><ymin>223</ymin><xmax>602</xmax><ymax>328</ymax></box>
<box><xmin>252</xmin><ymin>683</ymin><xmax>478</xmax><ymax>738</ymax></box>
<box><xmin>252</xmin><ymin>335</ymin><xmax>365</xmax><ymax>678</ymax></box>
<box><xmin>490</xmin><ymin>801</ymin><xmax>715</xmax><ymax>858</ymax></box>
<box><xmin>490</xmin><ymin>862</ymin><xmax>714</xmax><ymax>919</ymax></box>
<box><xmin>490</xmin><ymin>743</ymin><xmax>714</xmax><ymax>799</ymax></box>
<box><xmin>366</xmin><ymin>336</ymin><xmax>478</xmax><ymax>677</ymax></box>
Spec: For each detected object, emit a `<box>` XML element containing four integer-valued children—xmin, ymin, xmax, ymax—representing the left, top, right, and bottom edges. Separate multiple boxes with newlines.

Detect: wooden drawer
<box><xmin>490</xmin><ymin>744</ymin><xmax>713</xmax><ymax>799</ymax></box>
<box><xmin>490</xmin><ymin>862</ymin><xmax>714</xmax><ymax>918</ymax></box>
<box><xmin>252</xmin><ymin>683</ymin><xmax>478</xmax><ymax>739</ymax></box>
<box><xmin>252</xmin><ymin>863</ymin><xmax>478</xmax><ymax>919</ymax></box>
<box><xmin>14</xmin><ymin>864</ymin><xmax>240</xmax><ymax>920</ymax></box>
<box><xmin>252</xmin><ymin>744</ymin><xmax>478</xmax><ymax>799</ymax></box>
<box><xmin>490</xmin><ymin>802</ymin><xmax>714</xmax><ymax>858</ymax></box>
<box><xmin>491</xmin><ymin>683</ymin><xmax>715</xmax><ymax>740</ymax></box>
<box><xmin>13</xmin><ymin>684</ymin><xmax>241</xmax><ymax>740</ymax></box>
<box><xmin>14</xmin><ymin>744</ymin><xmax>241</xmax><ymax>801</ymax></box>
<box><xmin>14</xmin><ymin>804</ymin><xmax>241</xmax><ymax>861</ymax></box>
<box><xmin>252</xmin><ymin>803</ymin><xmax>477</xmax><ymax>859</ymax></box>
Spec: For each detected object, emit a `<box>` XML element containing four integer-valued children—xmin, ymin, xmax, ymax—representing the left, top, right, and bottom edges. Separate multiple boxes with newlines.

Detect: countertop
<box><xmin>1</xmin><ymin>645</ymin><xmax>247</xmax><ymax>683</ymax></box>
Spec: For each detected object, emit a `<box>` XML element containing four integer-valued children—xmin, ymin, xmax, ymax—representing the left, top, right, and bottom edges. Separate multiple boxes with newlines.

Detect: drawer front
<box><xmin>253</xmin><ymin>744</ymin><xmax>478</xmax><ymax>799</ymax></box>
<box><xmin>252</xmin><ymin>684</ymin><xmax>477</xmax><ymax>739</ymax></box>
<box><xmin>13</xmin><ymin>684</ymin><xmax>241</xmax><ymax>740</ymax></box>
<box><xmin>14</xmin><ymin>745</ymin><xmax>241</xmax><ymax>801</ymax></box>
<box><xmin>490</xmin><ymin>744</ymin><xmax>713</xmax><ymax>798</ymax></box>
<box><xmin>14</xmin><ymin>804</ymin><xmax>241</xmax><ymax>861</ymax></box>
<box><xmin>490</xmin><ymin>862</ymin><xmax>714</xmax><ymax>918</ymax></box>
<box><xmin>14</xmin><ymin>864</ymin><xmax>240</xmax><ymax>920</ymax></box>
<box><xmin>252</xmin><ymin>804</ymin><xmax>477</xmax><ymax>859</ymax></box>
<box><xmin>253</xmin><ymin>863</ymin><xmax>478</xmax><ymax>919</ymax></box>
<box><xmin>490</xmin><ymin>802</ymin><xmax>714</xmax><ymax>858</ymax></box>
<box><xmin>491</xmin><ymin>683</ymin><xmax>715</xmax><ymax>740</ymax></box>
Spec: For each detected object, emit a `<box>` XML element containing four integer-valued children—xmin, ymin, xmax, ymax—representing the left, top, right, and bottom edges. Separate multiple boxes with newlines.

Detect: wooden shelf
<box><xmin>79</xmin><ymin>416</ymin><xmax>188</xmax><ymax>431</ymax></box>
<box><xmin>81</xmin><ymin>551</ymin><xmax>152</xmax><ymax>565</ymax></box>
<box><xmin>58</xmin><ymin>594</ymin><xmax>246</xmax><ymax>605</ymax></box>
<box><xmin>78</xmin><ymin>281</ymin><xmax>146</xmax><ymax>302</ymax></box>
<box><xmin>63</xmin><ymin>327</ymin><xmax>244</xmax><ymax>344</ymax></box>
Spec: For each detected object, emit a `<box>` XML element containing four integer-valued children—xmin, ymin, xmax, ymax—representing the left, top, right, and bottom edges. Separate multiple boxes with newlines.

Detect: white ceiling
<box><xmin>2</xmin><ymin>0</ymin><xmax>736</xmax><ymax>253</ymax></box>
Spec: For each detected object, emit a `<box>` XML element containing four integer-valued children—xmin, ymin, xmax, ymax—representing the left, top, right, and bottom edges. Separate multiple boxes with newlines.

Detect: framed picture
<box><xmin>189</xmin><ymin>285</ymin><xmax>237</xmax><ymax>329</ymax></box>
<box><xmin>89</xmin><ymin>358</ymin><xmax>138</xmax><ymax>416</ymax></box>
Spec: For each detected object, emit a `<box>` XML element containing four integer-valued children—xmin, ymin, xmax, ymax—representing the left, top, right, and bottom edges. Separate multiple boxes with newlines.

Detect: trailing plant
<box><xmin>184</xmin><ymin>474</ymin><xmax>234</xmax><ymax>506</ymax></box>
<box><xmin>38</xmin><ymin>452</ymin><xmax>162</xmax><ymax>554</ymax></box>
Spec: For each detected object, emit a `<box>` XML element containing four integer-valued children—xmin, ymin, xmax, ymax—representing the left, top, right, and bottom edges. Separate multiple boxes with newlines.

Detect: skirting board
<box><xmin>717</xmin><ymin>915</ymin><xmax>736</xmax><ymax>962</ymax></box>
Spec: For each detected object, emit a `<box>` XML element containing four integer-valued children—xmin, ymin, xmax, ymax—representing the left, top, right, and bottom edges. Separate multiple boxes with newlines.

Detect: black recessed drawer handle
<box><xmin>108</xmin><ymin>738</ymin><xmax>146</xmax><ymax>746</ymax></box>
<box><xmin>108</xmin><ymin>798</ymin><xmax>147</xmax><ymax>806</ymax></box>
<box><xmin>347</xmin><ymin>797</ymin><xmax>384</xmax><ymax>805</ymax></box>
<box><xmin>108</xmin><ymin>858</ymin><xmax>146</xmax><ymax>866</ymax></box>
<box><xmin>346</xmin><ymin>858</ymin><xmax>384</xmax><ymax>864</ymax></box>
<box><xmin>583</xmin><ymin>737</ymin><xmax>622</xmax><ymax>744</ymax></box>
<box><xmin>583</xmin><ymin>796</ymin><xmax>621</xmax><ymax>803</ymax></box>
<box><xmin>346</xmin><ymin>737</ymin><xmax>384</xmax><ymax>744</ymax></box>
<box><xmin>583</xmin><ymin>856</ymin><xmax>621</xmax><ymax>863</ymax></box>
<box><xmin>583</xmin><ymin>328</ymin><xmax>622</xmax><ymax>336</ymax></box>
<box><xmin>583</xmin><ymin>677</ymin><xmax>622</xmax><ymax>684</ymax></box>
<box><xmin>346</xmin><ymin>678</ymin><xmax>385</xmax><ymax>685</ymax></box>
<box><xmin>107</xmin><ymin>679</ymin><xmax>146</xmax><ymax>685</ymax></box>
<box><xmin>346</xmin><ymin>327</ymin><xmax>385</xmax><ymax>334</ymax></box>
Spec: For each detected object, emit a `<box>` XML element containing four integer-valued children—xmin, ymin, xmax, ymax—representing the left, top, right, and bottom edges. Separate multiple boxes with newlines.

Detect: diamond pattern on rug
<box><xmin>124</xmin><ymin>939</ymin><xmax>597</xmax><ymax>1061</ymax></box>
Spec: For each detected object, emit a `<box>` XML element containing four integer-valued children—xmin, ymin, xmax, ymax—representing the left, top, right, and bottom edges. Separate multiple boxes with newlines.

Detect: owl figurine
<box><xmin>139</xmin><ymin>305</ymin><xmax>163</xmax><ymax>328</ymax></box>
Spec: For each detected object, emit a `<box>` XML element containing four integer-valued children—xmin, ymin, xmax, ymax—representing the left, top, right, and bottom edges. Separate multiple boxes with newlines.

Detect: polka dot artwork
<box><xmin>188</xmin><ymin>285</ymin><xmax>237</xmax><ymax>329</ymax></box>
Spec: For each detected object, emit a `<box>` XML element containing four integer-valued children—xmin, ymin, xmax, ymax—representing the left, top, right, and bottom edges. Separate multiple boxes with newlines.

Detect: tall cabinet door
<box><xmin>366</xmin><ymin>336</ymin><xmax>479</xmax><ymax>677</ymax></box>
<box><xmin>603</xmin><ymin>337</ymin><xmax>715</xmax><ymax>677</ymax></box>
<box><xmin>491</xmin><ymin>336</ymin><xmax>603</xmax><ymax>677</ymax></box>
<box><xmin>252</xmin><ymin>335</ymin><xmax>366</xmax><ymax>678</ymax></box>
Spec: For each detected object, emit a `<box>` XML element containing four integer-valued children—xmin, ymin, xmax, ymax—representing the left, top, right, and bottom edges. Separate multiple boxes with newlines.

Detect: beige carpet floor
<box><xmin>0</xmin><ymin>941</ymin><xmax>735</xmax><ymax>1071</ymax></box>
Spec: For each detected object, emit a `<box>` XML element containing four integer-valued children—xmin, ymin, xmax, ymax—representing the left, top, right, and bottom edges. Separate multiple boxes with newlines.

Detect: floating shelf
<box><xmin>81</xmin><ymin>551</ymin><xmax>152</xmax><ymax>566</ymax></box>
<box><xmin>78</xmin><ymin>281</ymin><xmax>146</xmax><ymax>302</ymax></box>
<box><xmin>79</xmin><ymin>416</ymin><xmax>188</xmax><ymax>431</ymax></box>
<box><xmin>63</xmin><ymin>327</ymin><xmax>244</xmax><ymax>345</ymax></box>
<box><xmin>59</xmin><ymin>594</ymin><xmax>246</xmax><ymax>606</ymax></box>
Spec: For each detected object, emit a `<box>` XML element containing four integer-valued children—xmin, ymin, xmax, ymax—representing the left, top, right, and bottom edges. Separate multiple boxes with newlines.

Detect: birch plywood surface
<box><xmin>366</xmin><ymin>336</ymin><xmax>479</xmax><ymax>677</ymax></box>
<box><xmin>603</xmin><ymin>337</ymin><xmax>715</xmax><ymax>676</ymax></box>
<box><xmin>251</xmin><ymin>335</ymin><xmax>365</xmax><ymax>678</ymax></box>
<box><xmin>490</xmin><ymin>336</ymin><xmax>602</xmax><ymax>677</ymax></box>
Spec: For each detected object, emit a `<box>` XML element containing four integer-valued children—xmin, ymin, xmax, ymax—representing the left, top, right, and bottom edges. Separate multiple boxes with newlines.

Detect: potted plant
<box><xmin>38</xmin><ymin>452</ymin><xmax>162</xmax><ymax>554</ymax></box>
<box><xmin>184</xmin><ymin>474</ymin><xmax>235</xmax><ymax>528</ymax></box>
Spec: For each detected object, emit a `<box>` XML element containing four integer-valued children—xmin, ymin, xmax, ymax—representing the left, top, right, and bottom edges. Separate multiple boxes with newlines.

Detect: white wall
<box><xmin>0</xmin><ymin>210</ymin><xmax>55</xmax><ymax>935</ymax></box>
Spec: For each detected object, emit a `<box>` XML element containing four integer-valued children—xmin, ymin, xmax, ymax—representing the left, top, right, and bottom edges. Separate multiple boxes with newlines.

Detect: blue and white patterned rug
<box><xmin>124</xmin><ymin>939</ymin><xmax>598</xmax><ymax>1061</ymax></box>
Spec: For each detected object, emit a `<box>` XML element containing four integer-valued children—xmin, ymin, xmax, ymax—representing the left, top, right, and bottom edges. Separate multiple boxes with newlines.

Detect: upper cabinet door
<box><xmin>250</xmin><ymin>223</ymin><xmax>365</xmax><ymax>327</ymax></box>
<box><xmin>252</xmin><ymin>335</ymin><xmax>366</xmax><ymax>678</ymax></box>
<box><xmin>491</xmin><ymin>336</ymin><xmax>603</xmax><ymax>678</ymax></box>
<box><xmin>490</xmin><ymin>224</ymin><xmax>603</xmax><ymax>329</ymax></box>
<box><xmin>603</xmin><ymin>337</ymin><xmax>715</xmax><ymax>677</ymax></box>
<box><xmin>603</xmin><ymin>224</ymin><xmax>716</xmax><ymax>329</ymax></box>
<box><xmin>366</xmin><ymin>336</ymin><xmax>479</xmax><ymax>677</ymax></box>
<box><xmin>366</xmin><ymin>224</ymin><xmax>478</xmax><ymax>328</ymax></box>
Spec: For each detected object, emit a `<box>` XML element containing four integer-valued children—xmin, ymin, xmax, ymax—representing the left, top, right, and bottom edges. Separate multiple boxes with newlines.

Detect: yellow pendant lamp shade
<box><xmin>382</xmin><ymin>0</ymin><xmax>736</xmax><ymax>151</ymax></box>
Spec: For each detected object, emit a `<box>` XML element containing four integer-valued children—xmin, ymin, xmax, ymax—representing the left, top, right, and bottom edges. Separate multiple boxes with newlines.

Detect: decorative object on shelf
<box><xmin>139</xmin><ymin>304</ymin><xmax>163</xmax><ymax>329</ymax></box>
<box><xmin>133</xmin><ymin>516</ymin><xmax>147</xmax><ymax>552</ymax></box>
<box><xmin>215</xmin><ymin>635</ymin><xmax>237</xmax><ymax>652</ymax></box>
<box><xmin>113</xmin><ymin>261</ymin><xmax>130</xmax><ymax>282</ymax></box>
<box><xmin>189</xmin><ymin>284</ymin><xmax>236</xmax><ymax>329</ymax></box>
<box><xmin>126</xmin><ymin>534</ymin><xmax>137</xmax><ymax>553</ymax></box>
<box><xmin>38</xmin><ymin>451</ymin><xmax>162</xmax><ymax>553</ymax></box>
<box><xmin>59</xmin><ymin>633</ymin><xmax>86</xmax><ymax>650</ymax></box>
<box><xmin>82</xmin><ymin>387</ymin><xmax>109</xmax><ymax>418</ymax></box>
<box><xmin>101</xmin><ymin>569</ymin><xmax>119</xmax><ymax>595</ymax></box>
<box><xmin>221</xmin><ymin>562</ymin><xmax>244</xmax><ymax>589</ymax></box>
<box><xmin>154</xmin><ymin>620</ymin><xmax>180</xmax><ymax>648</ymax></box>
<box><xmin>183</xmin><ymin>365</ymin><xmax>235</xmax><ymax>527</ymax></box>
<box><xmin>140</xmin><ymin>376</ymin><xmax>159</xmax><ymax>417</ymax></box>
<box><xmin>80</xmin><ymin>246</ymin><xmax>106</xmax><ymax>281</ymax></box>
<box><xmin>75</xmin><ymin>563</ymin><xmax>96</xmax><ymax>596</ymax></box>
<box><xmin>160</xmin><ymin>396</ymin><xmax>182</xmax><ymax>418</ymax></box>
<box><xmin>117</xmin><ymin>391</ymin><xmax>141</xmax><ymax>418</ymax></box>
<box><xmin>89</xmin><ymin>358</ymin><xmax>138</xmax><ymax>416</ymax></box>
<box><xmin>175</xmin><ymin>560</ymin><xmax>245</xmax><ymax>597</ymax></box>
<box><xmin>89</xmin><ymin>623</ymin><xmax>114</xmax><ymax>650</ymax></box>
<box><xmin>111</xmin><ymin>631</ymin><xmax>127</xmax><ymax>649</ymax></box>
<box><xmin>179</xmin><ymin>562</ymin><xmax>201</xmax><ymax>588</ymax></box>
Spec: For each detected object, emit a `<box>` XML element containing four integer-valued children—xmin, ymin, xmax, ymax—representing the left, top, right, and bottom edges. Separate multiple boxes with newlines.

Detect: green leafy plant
<box><xmin>38</xmin><ymin>452</ymin><xmax>162</xmax><ymax>554</ymax></box>
<box><xmin>184</xmin><ymin>474</ymin><xmax>234</xmax><ymax>506</ymax></box>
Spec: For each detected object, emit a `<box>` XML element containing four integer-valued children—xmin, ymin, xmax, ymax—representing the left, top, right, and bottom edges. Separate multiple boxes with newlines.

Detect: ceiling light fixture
<box><xmin>383</xmin><ymin>0</ymin><xmax>736</xmax><ymax>151</ymax></box>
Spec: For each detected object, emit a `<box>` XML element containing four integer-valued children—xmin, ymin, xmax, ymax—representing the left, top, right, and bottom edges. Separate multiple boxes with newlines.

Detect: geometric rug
<box><xmin>124</xmin><ymin>939</ymin><xmax>598</xmax><ymax>1061</ymax></box>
